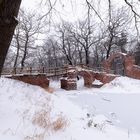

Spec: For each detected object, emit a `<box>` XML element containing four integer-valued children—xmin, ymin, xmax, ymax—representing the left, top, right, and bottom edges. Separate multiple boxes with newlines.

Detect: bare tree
<box><xmin>71</xmin><ymin>20</ymin><xmax>99</xmax><ymax>65</ymax></box>
<box><xmin>57</xmin><ymin>22</ymin><xmax>77</xmax><ymax>65</ymax></box>
<box><xmin>12</xmin><ymin>9</ymin><xmax>43</xmax><ymax>69</ymax></box>
<box><xmin>104</xmin><ymin>6</ymin><xmax>129</xmax><ymax>59</ymax></box>
<box><xmin>0</xmin><ymin>0</ymin><xmax>56</xmax><ymax>75</ymax></box>
<box><xmin>12</xmin><ymin>17</ymin><xmax>22</xmax><ymax>68</ymax></box>
<box><xmin>33</xmin><ymin>36</ymin><xmax>64</xmax><ymax>68</ymax></box>
<box><xmin>43</xmin><ymin>38</ymin><xmax>60</xmax><ymax>67</ymax></box>
<box><xmin>75</xmin><ymin>41</ymin><xmax>84</xmax><ymax>64</ymax></box>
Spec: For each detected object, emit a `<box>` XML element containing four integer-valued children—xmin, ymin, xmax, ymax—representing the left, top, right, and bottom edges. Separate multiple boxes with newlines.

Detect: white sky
<box><xmin>20</xmin><ymin>0</ymin><xmax>140</xmax><ymax>24</ymax></box>
<box><xmin>21</xmin><ymin>0</ymin><xmax>37</xmax><ymax>10</ymax></box>
<box><xmin>21</xmin><ymin>0</ymin><xmax>86</xmax><ymax>22</ymax></box>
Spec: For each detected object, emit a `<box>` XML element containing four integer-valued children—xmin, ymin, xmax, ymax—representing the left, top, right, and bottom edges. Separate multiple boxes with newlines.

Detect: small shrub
<box><xmin>45</xmin><ymin>87</ymin><xmax>54</xmax><ymax>93</ymax></box>
<box><xmin>32</xmin><ymin>111</ymin><xmax>68</xmax><ymax>132</ymax></box>
<box><xmin>32</xmin><ymin>110</ymin><xmax>51</xmax><ymax>129</ymax></box>
<box><xmin>52</xmin><ymin>115</ymin><xmax>68</xmax><ymax>131</ymax></box>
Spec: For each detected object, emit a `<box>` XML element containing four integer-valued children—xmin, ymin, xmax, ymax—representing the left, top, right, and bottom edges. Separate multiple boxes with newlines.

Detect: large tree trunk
<box><xmin>13</xmin><ymin>40</ymin><xmax>20</xmax><ymax>68</ymax></box>
<box><xmin>85</xmin><ymin>49</ymin><xmax>89</xmax><ymax>66</ymax></box>
<box><xmin>21</xmin><ymin>39</ymin><xmax>28</xmax><ymax>69</ymax></box>
<box><xmin>106</xmin><ymin>36</ymin><xmax>113</xmax><ymax>59</ymax></box>
<box><xmin>0</xmin><ymin>0</ymin><xmax>22</xmax><ymax>76</ymax></box>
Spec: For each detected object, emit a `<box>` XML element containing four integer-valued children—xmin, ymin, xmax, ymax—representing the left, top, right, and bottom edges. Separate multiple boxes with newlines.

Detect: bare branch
<box><xmin>124</xmin><ymin>0</ymin><xmax>140</xmax><ymax>40</ymax></box>
<box><xmin>124</xmin><ymin>0</ymin><xmax>140</xmax><ymax>18</ymax></box>
<box><xmin>108</xmin><ymin>0</ymin><xmax>111</xmax><ymax>26</ymax></box>
<box><xmin>85</xmin><ymin>0</ymin><xmax>104</xmax><ymax>24</ymax></box>
<box><xmin>39</xmin><ymin>0</ymin><xmax>58</xmax><ymax>20</ymax></box>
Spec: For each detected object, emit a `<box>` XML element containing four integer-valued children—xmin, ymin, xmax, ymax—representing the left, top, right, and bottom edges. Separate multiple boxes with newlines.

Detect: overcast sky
<box><xmin>21</xmin><ymin>0</ymin><xmax>86</xmax><ymax>22</ymax></box>
<box><xmin>21</xmin><ymin>0</ymin><xmax>37</xmax><ymax>10</ymax></box>
<box><xmin>20</xmin><ymin>0</ymin><xmax>139</xmax><ymax>23</ymax></box>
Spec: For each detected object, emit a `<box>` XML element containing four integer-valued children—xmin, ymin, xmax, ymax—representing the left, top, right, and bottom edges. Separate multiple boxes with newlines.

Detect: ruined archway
<box><xmin>78</xmin><ymin>70</ymin><xmax>95</xmax><ymax>87</ymax></box>
<box><xmin>60</xmin><ymin>67</ymin><xmax>95</xmax><ymax>89</ymax></box>
<box><xmin>103</xmin><ymin>53</ymin><xmax>130</xmax><ymax>75</ymax></box>
<box><xmin>103</xmin><ymin>52</ymin><xmax>140</xmax><ymax>79</ymax></box>
<box><xmin>111</xmin><ymin>56</ymin><xmax>125</xmax><ymax>75</ymax></box>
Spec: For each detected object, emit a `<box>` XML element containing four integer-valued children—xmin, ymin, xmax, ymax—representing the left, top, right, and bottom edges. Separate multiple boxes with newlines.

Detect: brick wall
<box><xmin>94</xmin><ymin>72</ymin><xmax>117</xmax><ymax>84</ymax></box>
<box><xmin>126</xmin><ymin>65</ymin><xmax>140</xmax><ymax>79</ymax></box>
<box><xmin>61</xmin><ymin>79</ymin><xmax>77</xmax><ymax>90</ymax></box>
<box><xmin>103</xmin><ymin>53</ymin><xmax>140</xmax><ymax>80</ymax></box>
<box><xmin>10</xmin><ymin>74</ymin><xmax>50</xmax><ymax>89</ymax></box>
<box><xmin>60</xmin><ymin>67</ymin><xmax>77</xmax><ymax>90</ymax></box>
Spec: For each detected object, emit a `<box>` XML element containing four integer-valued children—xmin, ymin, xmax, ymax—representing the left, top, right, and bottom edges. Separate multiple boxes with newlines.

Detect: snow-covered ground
<box><xmin>0</xmin><ymin>76</ymin><xmax>140</xmax><ymax>140</ymax></box>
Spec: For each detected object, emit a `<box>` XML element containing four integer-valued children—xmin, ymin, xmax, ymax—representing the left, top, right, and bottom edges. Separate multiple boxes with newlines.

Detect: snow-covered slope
<box><xmin>101</xmin><ymin>77</ymin><xmax>140</xmax><ymax>94</ymax></box>
<box><xmin>0</xmin><ymin>77</ymin><xmax>140</xmax><ymax>140</ymax></box>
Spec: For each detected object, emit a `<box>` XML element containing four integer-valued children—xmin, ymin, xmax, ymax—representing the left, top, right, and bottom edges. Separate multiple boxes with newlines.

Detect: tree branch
<box><xmin>124</xmin><ymin>0</ymin><xmax>140</xmax><ymax>40</ymax></box>
<box><xmin>85</xmin><ymin>0</ymin><xmax>104</xmax><ymax>24</ymax></box>
<box><xmin>124</xmin><ymin>0</ymin><xmax>140</xmax><ymax>18</ymax></box>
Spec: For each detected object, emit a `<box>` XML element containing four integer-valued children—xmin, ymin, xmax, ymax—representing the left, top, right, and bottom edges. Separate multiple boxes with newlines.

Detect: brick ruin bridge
<box><xmin>1</xmin><ymin>53</ymin><xmax>140</xmax><ymax>90</ymax></box>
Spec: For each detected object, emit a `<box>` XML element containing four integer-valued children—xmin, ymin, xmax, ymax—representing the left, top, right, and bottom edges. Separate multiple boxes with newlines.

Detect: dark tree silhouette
<box><xmin>0</xmin><ymin>0</ymin><xmax>22</xmax><ymax>76</ymax></box>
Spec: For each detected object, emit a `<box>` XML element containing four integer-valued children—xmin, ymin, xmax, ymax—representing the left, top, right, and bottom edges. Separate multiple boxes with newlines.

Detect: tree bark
<box><xmin>106</xmin><ymin>36</ymin><xmax>113</xmax><ymax>59</ymax></box>
<box><xmin>21</xmin><ymin>38</ymin><xmax>29</xmax><ymax>69</ymax></box>
<box><xmin>13</xmin><ymin>39</ymin><xmax>20</xmax><ymax>68</ymax></box>
<box><xmin>0</xmin><ymin>0</ymin><xmax>22</xmax><ymax>76</ymax></box>
<box><xmin>85</xmin><ymin>49</ymin><xmax>89</xmax><ymax>65</ymax></box>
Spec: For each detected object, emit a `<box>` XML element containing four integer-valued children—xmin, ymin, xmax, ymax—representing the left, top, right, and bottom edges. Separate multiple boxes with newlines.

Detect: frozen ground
<box><xmin>0</xmin><ymin>76</ymin><xmax>140</xmax><ymax>140</ymax></box>
<box><xmin>56</xmin><ymin>77</ymin><xmax>140</xmax><ymax>133</ymax></box>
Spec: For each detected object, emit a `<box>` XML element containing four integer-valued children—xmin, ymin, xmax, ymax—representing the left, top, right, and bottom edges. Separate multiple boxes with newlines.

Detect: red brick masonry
<box><xmin>61</xmin><ymin>67</ymin><xmax>77</xmax><ymax>90</ymax></box>
<box><xmin>61</xmin><ymin>65</ymin><xmax>118</xmax><ymax>90</ymax></box>
<box><xmin>8</xmin><ymin>56</ymin><xmax>139</xmax><ymax>91</ymax></box>
<box><xmin>10</xmin><ymin>74</ymin><xmax>49</xmax><ymax>89</ymax></box>
<box><xmin>103</xmin><ymin>53</ymin><xmax>140</xmax><ymax>80</ymax></box>
<box><xmin>8</xmin><ymin>70</ymin><xmax>117</xmax><ymax>90</ymax></box>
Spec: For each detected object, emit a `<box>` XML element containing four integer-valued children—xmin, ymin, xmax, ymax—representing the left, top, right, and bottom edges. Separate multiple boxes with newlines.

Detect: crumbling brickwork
<box><xmin>61</xmin><ymin>79</ymin><xmax>77</xmax><ymax>90</ymax></box>
<box><xmin>61</xmin><ymin>67</ymin><xmax>77</xmax><ymax>90</ymax></box>
<box><xmin>61</xmin><ymin>66</ymin><xmax>117</xmax><ymax>90</ymax></box>
<box><xmin>103</xmin><ymin>53</ymin><xmax>140</xmax><ymax>80</ymax></box>
<box><xmin>94</xmin><ymin>72</ymin><xmax>117</xmax><ymax>84</ymax></box>
<box><xmin>10</xmin><ymin>74</ymin><xmax>49</xmax><ymax>89</ymax></box>
<box><xmin>78</xmin><ymin>70</ymin><xmax>95</xmax><ymax>87</ymax></box>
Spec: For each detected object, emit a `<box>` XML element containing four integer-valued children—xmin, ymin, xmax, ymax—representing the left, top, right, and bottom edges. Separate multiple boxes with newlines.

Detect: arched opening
<box><xmin>111</xmin><ymin>56</ymin><xmax>125</xmax><ymax>75</ymax></box>
<box><xmin>78</xmin><ymin>71</ymin><xmax>94</xmax><ymax>88</ymax></box>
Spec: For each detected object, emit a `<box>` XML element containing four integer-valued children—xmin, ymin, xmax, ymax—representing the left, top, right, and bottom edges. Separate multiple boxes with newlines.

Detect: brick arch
<box><xmin>78</xmin><ymin>70</ymin><xmax>95</xmax><ymax>87</ymax></box>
